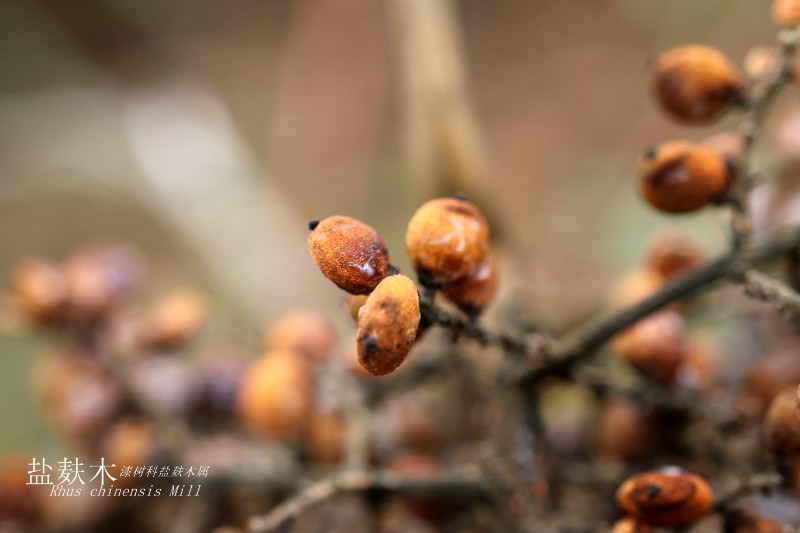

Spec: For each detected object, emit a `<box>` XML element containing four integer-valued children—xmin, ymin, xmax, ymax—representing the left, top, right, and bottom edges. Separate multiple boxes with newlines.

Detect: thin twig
<box><xmin>729</xmin><ymin>28</ymin><xmax>800</xmax><ymax>250</ymax></box>
<box><xmin>734</xmin><ymin>268</ymin><xmax>800</xmax><ymax>317</ymax></box>
<box><xmin>713</xmin><ymin>472</ymin><xmax>783</xmax><ymax>511</ymax></box>
<box><xmin>420</xmin><ymin>297</ymin><xmax>531</xmax><ymax>355</ymax></box>
<box><xmin>514</xmin><ymin>224</ymin><xmax>800</xmax><ymax>385</ymax></box>
<box><xmin>247</xmin><ymin>470</ymin><xmax>491</xmax><ymax>533</ymax></box>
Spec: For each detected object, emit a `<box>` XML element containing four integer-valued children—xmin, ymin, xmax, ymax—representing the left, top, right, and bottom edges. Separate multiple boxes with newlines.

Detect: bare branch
<box><xmin>247</xmin><ymin>469</ymin><xmax>491</xmax><ymax>533</ymax></box>
<box><xmin>734</xmin><ymin>268</ymin><xmax>800</xmax><ymax>317</ymax></box>
<box><xmin>729</xmin><ymin>28</ymin><xmax>800</xmax><ymax>250</ymax></box>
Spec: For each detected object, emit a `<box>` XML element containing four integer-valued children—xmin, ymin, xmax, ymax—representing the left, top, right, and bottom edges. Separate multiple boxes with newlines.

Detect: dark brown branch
<box><xmin>420</xmin><ymin>297</ymin><xmax>530</xmax><ymax>355</ymax></box>
<box><xmin>514</xmin><ymin>224</ymin><xmax>800</xmax><ymax>385</ymax></box>
<box><xmin>246</xmin><ymin>470</ymin><xmax>491</xmax><ymax>533</ymax></box>
<box><xmin>713</xmin><ymin>472</ymin><xmax>783</xmax><ymax>511</ymax></box>
<box><xmin>729</xmin><ymin>27</ymin><xmax>800</xmax><ymax>250</ymax></box>
<box><xmin>734</xmin><ymin>268</ymin><xmax>800</xmax><ymax>317</ymax></box>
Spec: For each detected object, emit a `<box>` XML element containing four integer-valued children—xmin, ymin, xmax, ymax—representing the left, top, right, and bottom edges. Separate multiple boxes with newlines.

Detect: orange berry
<box><xmin>644</xmin><ymin>231</ymin><xmax>706</xmax><ymax>280</ymax></box>
<box><xmin>137</xmin><ymin>288</ymin><xmax>207</xmax><ymax>351</ymax></box>
<box><xmin>0</xmin><ymin>458</ymin><xmax>43</xmax><ymax>524</ymax></box>
<box><xmin>611</xmin><ymin>518</ymin><xmax>653</xmax><ymax>533</ymax></box>
<box><xmin>774</xmin><ymin>0</ymin><xmax>800</xmax><ymax>27</ymax></box>
<box><xmin>305</xmin><ymin>409</ymin><xmax>345</xmax><ymax>465</ymax></box>
<box><xmin>345</xmin><ymin>293</ymin><xmax>369</xmax><ymax>323</ymax></box>
<box><xmin>608</xmin><ymin>268</ymin><xmax>665</xmax><ymax>309</ymax></box>
<box><xmin>356</xmin><ymin>275</ymin><xmax>420</xmax><ymax>376</ymax></box>
<box><xmin>650</xmin><ymin>45</ymin><xmax>743</xmax><ymax>124</ymax></box>
<box><xmin>406</xmin><ymin>198</ymin><xmax>490</xmax><ymax>287</ymax></box>
<box><xmin>744</xmin><ymin>352</ymin><xmax>800</xmax><ymax>409</ymax></box>
<box><xmin>639</xmin><ymin>141</ymin><xmax>730</xmax><ymax>213</ymax></box>
<box><xmin>612</xmin><ymin>310</ymin><xmax>686</xmax><ymax>385</ymax></box>
<box><xmin>744</xmin><ymin>45</ymin><xmax>779</xmax><ymax>81</ymax></box>
<box><xmin>64</xmin><ymin>243</ymin><xmax>142</xmax><ymax>320</ymax></box>
<box><xmin>724</xmin><ymin>508</ymin><xmax>784</xmax><ymax>533</ymax></box>
<box><xmin>594</xmin><ymin>398</ymin><xmax>655</xmax><ymax>461</ymax></box>
<box><xmin>35</xmin><ymin>352</ymin><xmax>122</xmax><ymax>444</ymax></box>
<box><xmin>11</xmin><ymin>258</ymin><xmax>68</xmax><ymax>326</ymax></box>
<box><xmin>441</xmin><ymin>254</ymin><xmax>498</xmax><ymax>316</ymax></box>
<box><xmin>389</xmin><ymin>453</ymin><xmax>458</xmax><ymax>525</ymax></box>
<box><xmin>264</xmin><ymin>309</ymin><xmax>337</xmax><ymax>362</ymax></box>
<box><xmin>101</xmin><ymin>418</ymin><xmax>156</xmax><ymax>482</ymax></box>
<box><xmin>308</xmin><ymin>216</ymin><xmax>392</xmax><ymax>295</ymax></box>
<box><xmin>237</xmin><ymin>351</ymin><xmax>313</xmax><ymax>439</ymax></box>
<box><xmin>764</xmin><ymin>386</ymin><xmax>800</xmax><ymax>465</ymax></box>
<box><xmin>616</xmin><ymin>468</ymin><xmax>714</xmax><ymax>528</ymax></box>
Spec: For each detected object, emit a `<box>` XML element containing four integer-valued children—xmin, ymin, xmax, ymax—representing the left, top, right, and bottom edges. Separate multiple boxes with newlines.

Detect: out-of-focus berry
<box><xmin>650</xmin><ymin>45</ymin><xmax>743</xmax><ymax>124</ymax></box>
<box><xmin>137</xmin><ymin>288</ymin><xmax>207</xmax><ymax>351</ymax></box>
<box><xmin>639</xmin><ymin>141</ymin><xmax>730</xmax><ymax>214</ymax></box>
<box><xmin>237</xmin><ymin>351</ymin><xmax>313</xmax><ymax>439</ymax></box>
<box><xmin>264</xmin><ymin>309</ymin><xmax>337</xmax><ymax>363</ymax></box>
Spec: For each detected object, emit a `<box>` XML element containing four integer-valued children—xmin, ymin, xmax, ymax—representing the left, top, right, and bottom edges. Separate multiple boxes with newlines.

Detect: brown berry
<box><xmin>35</xmin><ymin>352</ymin><xmax>122</xmax><ymax>445</ymax></box>
<box><xmin>11</xmin><ymin>258</ymin><xmax>68</xmax><ymax>326</ymax></box>
<box><xmin>611</xmin><ymin>310</ymin><xmax>686</xmax><ymax>385</ymax></box>
<box><xmin>389</xmin><ymin>453</ymin><xmax>459</xmax><ymax>525</ymax></box>
<box><xmin>356</xmin><ymin>275</ymin><xmax>420</xmax><ymax>376</ymax></box>
<box><xmin>608</xmin><ymin>268</ymin><xmax>665</xmax><ymax>308</ymax></box>
<box><xmin>644</xmin><ymin>231</ymin><xmax>706</xmax><ymax>279</ymax></box>
<box><xmin>101</xmin><ymin>417</ymin><xmax>156</xmax><ymax>482</ymax></box>
<box><xmin>406</xmin><ymin>198</ymin><xmax>490</xmax><ymax>287</ymax></box>
<box><xmin>616</xmin><ymin>468</ymin><xmax>714</xmax><ymax>528</ymax></box>
<box><xmin>441</xmin><ymin>254</ymin><xmax>498</xmax><ymax>316</ymax></box>
<box><xmin>308</xmin><ymin>216</ymin><xmax>391</xmax><ymax>294</ymax></box>
<box><xmin>595</xmin><ymin>398</ymin><xmax>655</xmax><ymax>461</ymax></box>
<box><xmin>724</xmin><ymin>508</ymin><xmax>783</xmax><ymax>533</ymax></box>
<box><xmin>744</xmin><ymin>45</ymin><xmax>779</xmax><ymax>81</ymax></box>
<box><xmin>264</xmin><ymin>309</ymin><xmax>337</xmax><ymax>362</ymax></box>
<box><xmin>639</xmin><ymin>141</ymin><xmax>731</xmax><ymax>213</ymax></box>
<box><xmin>64</xmin><ymin>243</ymin><xmax>142</xmax><ymax>319</ymax></box>
<box><xmin>744</xmin><ymin>352</ymin><xmax>800</xmax><ymax>410</ymax></box>
<box><xmin>611</xmin><ymin>518</ymin><xmax>653</xmax><ymax>533</ymax></box>
<box><xmin>237</xmin><ymin>351</ymin><xmax>313</xmax><ymax>439</ymax></box>
<box><xmin>138</xmin><ymin>288</ymin><xmax>208</xmax><ymax>351</ymax></box>
<box><xmin>774</xmin><ymin>0</ymin><xmax>800</xmax><ymax>27</ymax></box>
<box><xmin>650</xmin><ymin>45</ymin><xmax>743</xmax><ymax>124</ymax></box>
<box><xmin>764</xmin><ymin>386</ymin><xmax>800</xmax><ymax>465</ymax></box>
<box><xmin>306</xmin><ymin>409</ymin><xmax>345</xmax><ymax>464</ymax></box>
<box><xmin>345</xmin><ymin>293</ymin><xmax>369</xmax><ymax>323</ymax></box>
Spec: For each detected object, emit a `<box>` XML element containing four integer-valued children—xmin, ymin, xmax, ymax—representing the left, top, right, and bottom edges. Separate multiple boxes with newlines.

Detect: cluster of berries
<box><xmin>308</xmin><ymin>196</ymin><xmax>495</xmax><ymax>376</ymax></box>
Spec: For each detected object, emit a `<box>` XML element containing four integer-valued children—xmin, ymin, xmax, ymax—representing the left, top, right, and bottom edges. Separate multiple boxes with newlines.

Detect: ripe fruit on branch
<box><xmin>650</xmin><ymin>45</ymin><xmax>744</xmax><ymax>124</ymax></box>
<box><xmin>611</xmin><ymin>518</ymin><xmax>652</xmax><ymax>533</ymax></box>
<box><xmin>264</xmin><ymin>309</ymin><xmax>337</xmax><ymax>362</ymax></box>
<box><xmin>774</xmin><ymin>0</ymin><xmax>800</xmax><ymax>27</ymax></box>
<box><xmin>11</xmin><ymin>258</ymin><xmax>68</xmax><ymax>326</ymax></box>
<box><xmin>356</xmin><ymin>274</ymin><xmax>420</xmax><ymax>376</ymax></box>
<box><xmin>639</xmin><ymin>141</ymin><xmax>731</xmax><ymax>213</ymax></box>
<box><xmin>644</xmin><ymin>231</ymin><xmax>706</xmax><ymax>279</ymax></box>
<box><xmin>237</xmin><ymin>351</ymin><xmax>313</xmax><ymax>439</ymax></box>
<box><xmin>64</xmin><ymin>243</ymin><xmax>142</xmax><ymax>320</ymax></box>
<box><xmin>764</xmin><ymin>385</ymin><xmax>800</xmax><ymax>465</ymax></box>
<box><xmin>611</xmin><ymin>310</ymin><xmax>686</xmax><ymax>385</ymax></box>
<box><xmin>441</xmin><ymin>254</ymin><xmax>498</xmax><ymax>316</ymax></box>
<box><xmin>308</xmin><ymin>216</ymin><xmax>392</xmax><ymax>295</ymax></box>
<box><xmin>616</xmin><ymin>468</ymin><xmax>714</xmax><ymax>528</ymax></box>
<box><xmin>137</xmin><ymin>288</ymin><xmax>208</xmax><ymax>351</ymax></box>
<box><xmin>345</xmin><ymin>293</ymin><xmax>369</xmax><ymax>323</ymax></box>
<box><xmin>406</xmin><ymin>197</ymin><xmax>490</xmax><ymax>287</ymax></box>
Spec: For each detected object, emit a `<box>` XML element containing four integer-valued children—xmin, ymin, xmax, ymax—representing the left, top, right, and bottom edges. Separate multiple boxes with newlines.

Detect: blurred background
<box><xmin>0</xmin><ymin>0</ymin><xmax>781</xmax><ymax>456</ymax></box>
